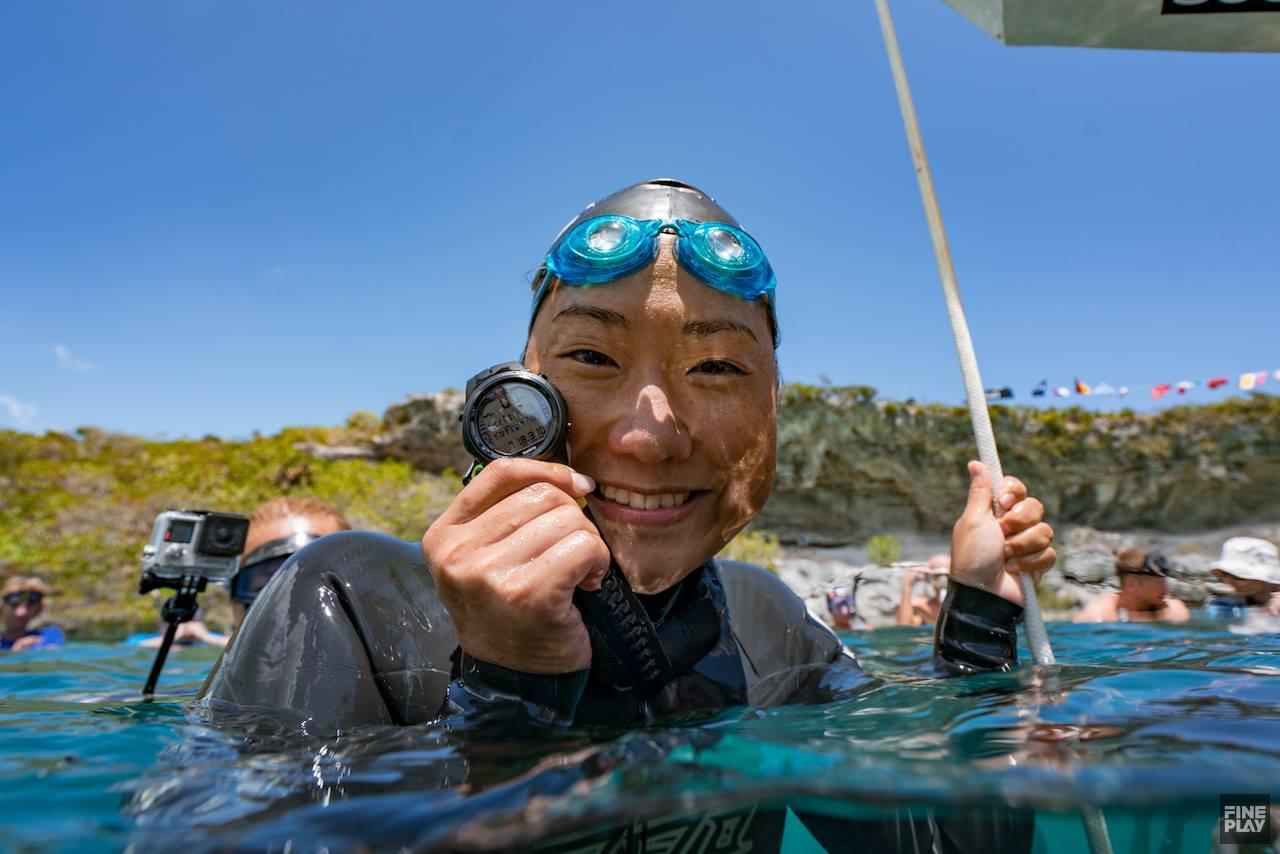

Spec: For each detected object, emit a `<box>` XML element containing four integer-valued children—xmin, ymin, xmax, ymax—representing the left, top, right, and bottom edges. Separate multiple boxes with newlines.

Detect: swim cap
<box><xmin>549</xmin><ymin>179</ymin><xmax>741</xmax><ymax>238</ymax></box>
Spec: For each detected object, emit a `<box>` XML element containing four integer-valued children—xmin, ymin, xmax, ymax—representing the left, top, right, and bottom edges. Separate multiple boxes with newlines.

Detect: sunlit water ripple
<box><xmin>1</xmin><ymin>619</ymin><xmax>1276</xmax><ymax>852</ymax></box>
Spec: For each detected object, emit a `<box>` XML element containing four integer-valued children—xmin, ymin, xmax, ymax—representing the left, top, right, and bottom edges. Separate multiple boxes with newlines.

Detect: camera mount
<box><xmin>141</xmin><ymin>574</ymin><xmax>208</xmax><ymax>698</ymax></box>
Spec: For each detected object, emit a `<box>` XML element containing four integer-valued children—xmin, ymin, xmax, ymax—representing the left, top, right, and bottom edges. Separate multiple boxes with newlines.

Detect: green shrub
<box><xmin>719</xmin><ymin>529</ymin><xmax>780</xmax><ymax>571</ymax></box>
<box><xmin>866</xmin><ymin>534</ymin><xmax>902</xmax><ymax>567</ymax></box>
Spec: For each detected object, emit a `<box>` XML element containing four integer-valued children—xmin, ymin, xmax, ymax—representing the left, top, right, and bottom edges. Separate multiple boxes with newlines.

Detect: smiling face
<box><xmin>525</xmin><ymin>235</ymin><xmax>777</xmax><ymax>594</ymax></box>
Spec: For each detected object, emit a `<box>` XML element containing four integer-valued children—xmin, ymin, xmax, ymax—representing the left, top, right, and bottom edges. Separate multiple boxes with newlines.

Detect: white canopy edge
<box><xmin>943</xmin><ymin>0</ymin><xmax>1280</xmax><ymax>52</ymax></box>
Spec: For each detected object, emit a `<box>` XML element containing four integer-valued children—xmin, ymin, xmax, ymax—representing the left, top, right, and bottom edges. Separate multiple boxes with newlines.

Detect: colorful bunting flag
<box><xmin>990</xmin><ymin>369</ymin><xmax>1279</xmax><ymax>405</ymax></box>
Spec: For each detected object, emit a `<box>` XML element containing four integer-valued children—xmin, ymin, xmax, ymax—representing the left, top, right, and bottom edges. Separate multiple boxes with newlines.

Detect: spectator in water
<box><xmin>1074</xmin><ymin>548</ymin><xmax>1189</xmax><ymax>624</ymax></box>
<box><xmin>826</xmin><ymin>586</ymin><xmax>855</xmax><ymax>630</ymax></box>
<box><xmin>1</xmin><ymin>576</ymin><xmax>65</xmax><ymax>651</ymax></box>
<box><xmin>128</xmin><ymin>608</ymin><xmax>228</xmax><ymax>649</ymax></box>
<box><xmin>895</xmin><ymin>554</ymin><xmax>950</xmax><ymax>627</ymax></box>
<box><xmin>1207</xmin><ymin>536</ymin><xmax>1280</xmax><ymax>616</ymax></box>
<box><xmin>229</xmin><ymin>497</ymin><xmax>351</xmax><ymax>631</ymax></box>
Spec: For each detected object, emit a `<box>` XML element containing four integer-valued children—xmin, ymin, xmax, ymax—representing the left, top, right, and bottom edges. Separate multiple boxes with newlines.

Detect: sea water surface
<box><xmin>1</xmin><ymin>619</ymin><xmax>1277</xmax><ymax>852</ymax></box>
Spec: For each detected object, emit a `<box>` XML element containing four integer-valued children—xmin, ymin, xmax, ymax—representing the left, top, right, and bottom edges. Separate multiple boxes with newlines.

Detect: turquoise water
<box><xmin>1</xmin><ymin>620</ymin><xmax>1277</xmax><ymax>852</ymax></box>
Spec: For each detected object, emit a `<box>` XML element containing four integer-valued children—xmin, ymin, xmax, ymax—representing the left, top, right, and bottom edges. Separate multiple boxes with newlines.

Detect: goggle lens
<box><xmin>549</xmin><ymin>215</ymin><xmax>659</xmax><ymax>285</ymax></box>
<box><xmin>678</xmin><ymin>221</ymin><xmax>773</xmax><ymax>299</ymax></box>
<box><xmin>3</xmin><ymin>592</ymin><xmax>42</xmax><ymax>607</ymax></box>
<box><xmin>229</xmin><ymin>555</ymin><xmax>290</xmax><ymax>607</ymax></box>
<box><xmin>587</xmin><ymin>218</ymin><xmax>629</xmax><ymax>253</ymax></box>
<box><xmin>705</xmin><ymin>227</ymin><xmax>744</xmax><ymax>262</ymax></box>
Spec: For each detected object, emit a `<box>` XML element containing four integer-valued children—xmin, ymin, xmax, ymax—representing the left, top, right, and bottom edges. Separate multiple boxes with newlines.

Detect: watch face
<box><xmin>475</xmin><ymin>382</ymin><xmax>555</xmax><ymax>457</ymax></box>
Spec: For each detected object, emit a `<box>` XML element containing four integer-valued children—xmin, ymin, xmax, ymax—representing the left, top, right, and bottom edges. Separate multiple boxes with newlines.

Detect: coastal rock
<box><xmin>763</xmin><ymin>390</ymin><xmax>1280</xmax><ymax>544</ymax></box>
<box><xmin>1059</xmin><ymin>527</ymin><xmax>1126</xmax><ymax>585</ymax></box>
<box><xmin>373</xmin><ymin>391</ymin><xmax>469</xmax><ymax>474</ymax></box>
<box><xmin>292</xmin><ymin>442</ymin><xmax>376</xmax><ymax>461</ymax></box>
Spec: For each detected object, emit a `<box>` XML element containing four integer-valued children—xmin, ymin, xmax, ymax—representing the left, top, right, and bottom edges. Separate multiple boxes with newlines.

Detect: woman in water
<box><xmin>200</xmin><ymin>179</ymin><xmax>1056</xmax><ymax>850</ymax></box>
<box><xmin>207</xmin><ymin>177</ymin><xmax>1056</xmax><ymax>723</ymax></box>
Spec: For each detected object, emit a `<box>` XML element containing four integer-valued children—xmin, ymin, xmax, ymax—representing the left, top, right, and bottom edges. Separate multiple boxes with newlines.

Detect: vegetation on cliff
<box><xmin>0</xmin><ymin>421</ymin><xmax>461</xmax><ymax>636</ymax></box>
<box><xmin>0</xmin><ymin>417</ymin><xmax>776</xmax><ymax>637</ymax></box>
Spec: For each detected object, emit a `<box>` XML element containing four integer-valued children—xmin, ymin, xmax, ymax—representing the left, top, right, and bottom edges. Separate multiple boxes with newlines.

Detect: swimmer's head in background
<box><xmin>529</xmin><ymin>179</ymin><xmax>779</xmax><ymax>347</ymax></box>
<box><xmin>1115</xmin><ymin>548</ymin><xmax>1170</xmax><ymax>580</ymax></box>
<box><xmin>826</xmin><ymin>587</ymin><xmax>853</xmax><ymax>617</ymax></box>
<box><xmin>1211</xmin><ymin>537</ymin><xmax>1280</xmax><ymax>585</ymax></box>
<box><xmin>231</xmin><ymin>497</ymin><xmax>351</xmax><ymax>610</ymax></box>
<box><xmin>2</xmin><ymin>576</ymin><xmax>49</xmax><ymax>609</ymax></box>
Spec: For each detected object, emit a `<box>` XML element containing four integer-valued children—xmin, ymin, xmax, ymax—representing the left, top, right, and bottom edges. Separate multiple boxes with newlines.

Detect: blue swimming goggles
<box><xmin>533</xmin><ymin>215</ymin><xmax>777</xmax><ymax>320</ymax></box>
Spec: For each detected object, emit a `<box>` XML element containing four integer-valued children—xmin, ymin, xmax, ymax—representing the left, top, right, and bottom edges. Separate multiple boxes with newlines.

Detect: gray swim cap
<box><xmin>550</xmin><ymin>179</ymin><xmax>741</xmax><ymax>239</ymax></box>
<box><xmin>529</xmin><ymin>179</ymin><xmax>778</xmax><ymax>346</ymax></box>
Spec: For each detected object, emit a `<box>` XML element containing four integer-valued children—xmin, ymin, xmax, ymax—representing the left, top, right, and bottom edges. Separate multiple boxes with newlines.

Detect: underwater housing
<box><xmin>140</xmin><ymin>509</ymin><xmax>250</xmax><ymax>593</ymax></box>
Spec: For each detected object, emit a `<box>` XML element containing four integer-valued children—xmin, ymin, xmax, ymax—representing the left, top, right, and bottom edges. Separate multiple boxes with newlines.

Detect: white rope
<box><xmin>871</xmin><ymin>2</ymin><xmax>1109</xmax><ymax>851</ymax></box>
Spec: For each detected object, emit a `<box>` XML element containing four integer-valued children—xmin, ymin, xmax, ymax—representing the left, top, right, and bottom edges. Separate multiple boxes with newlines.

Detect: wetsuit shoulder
<box><xmin>201</xmin><ymin>530</ymin><xmax>459</xmax><ymax>732</ymax></box>
<box><xmin>716</xmin><ymin>559</ymin><xmax>848</xmax><ymax>705</ymax></box>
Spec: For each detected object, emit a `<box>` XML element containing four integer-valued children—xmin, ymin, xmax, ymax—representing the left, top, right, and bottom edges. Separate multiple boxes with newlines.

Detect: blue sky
<box><xmin>1</xmin><ymin>1</ymin><xmax>1276</xmax><ymax>437</ymax></box>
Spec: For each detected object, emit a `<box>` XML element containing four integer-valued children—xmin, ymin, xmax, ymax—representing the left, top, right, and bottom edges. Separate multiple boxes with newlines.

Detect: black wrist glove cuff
<box><xmin>933</xmin><ymin>580</ymin><xmax>1023</xmax><ymax>675</ymax></box>
<box><xmin>457</xmin><ymin>651</ymin><xmax>589</xmax><ymax>726</ymax></box>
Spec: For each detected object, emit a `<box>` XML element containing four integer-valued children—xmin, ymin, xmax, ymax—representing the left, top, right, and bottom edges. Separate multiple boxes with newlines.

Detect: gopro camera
<box><xmin>140</xmin><ymin>509</ymin><xmax>250</xmax><ymax>592</ymax></box>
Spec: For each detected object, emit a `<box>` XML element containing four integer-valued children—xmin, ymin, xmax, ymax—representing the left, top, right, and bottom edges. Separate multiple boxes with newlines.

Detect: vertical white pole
<box><xmin>872</xmin><ymin>0</ymin><xmax>1054</xmax><ymax>665</ymax></box>
<box><xmin>870</xmin><ymin>5</ymin><xmax>1114</xmax><ymax>852</ymax></box>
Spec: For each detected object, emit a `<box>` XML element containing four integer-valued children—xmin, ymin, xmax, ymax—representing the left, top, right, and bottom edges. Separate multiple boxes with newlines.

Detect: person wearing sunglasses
<box><xmin>229</xmin><ymin>496</ymin><xmax>351</xmax><ymax>632</ymax></box>
<box><xmin>1073</xmin><ymin>548</ymin><xmax>1190</xmax><ymax>624</ymax></box>
<box><xmin>1</xmin><ymin>576</ymin><xmax>64</xmax><ymax>651</ymax></box>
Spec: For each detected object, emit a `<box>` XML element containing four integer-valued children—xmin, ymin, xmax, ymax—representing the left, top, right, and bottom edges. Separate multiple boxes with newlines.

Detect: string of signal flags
<box><xmin>984</xmin><ymin>369</ymin><xmax>1280</xmax><ymax>403</ymax></box>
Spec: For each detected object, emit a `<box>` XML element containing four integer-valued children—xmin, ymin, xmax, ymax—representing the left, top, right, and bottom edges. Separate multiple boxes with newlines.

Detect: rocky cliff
<box><xmin>361</xmin><ymin>386</ymin><xmax>1280</xmax><ymax>545</ymax></box>
<box><xmin>766</xmin><ymin>388</ymin><xmax>1280</xmax><ymax>544</ymax></box>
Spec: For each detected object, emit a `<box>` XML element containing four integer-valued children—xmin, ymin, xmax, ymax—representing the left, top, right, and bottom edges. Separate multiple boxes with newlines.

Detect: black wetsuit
<box><xmin>200</xmin><ymin>531</ymin><xmax>1030</xmax><ymax>851</ymax></box>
